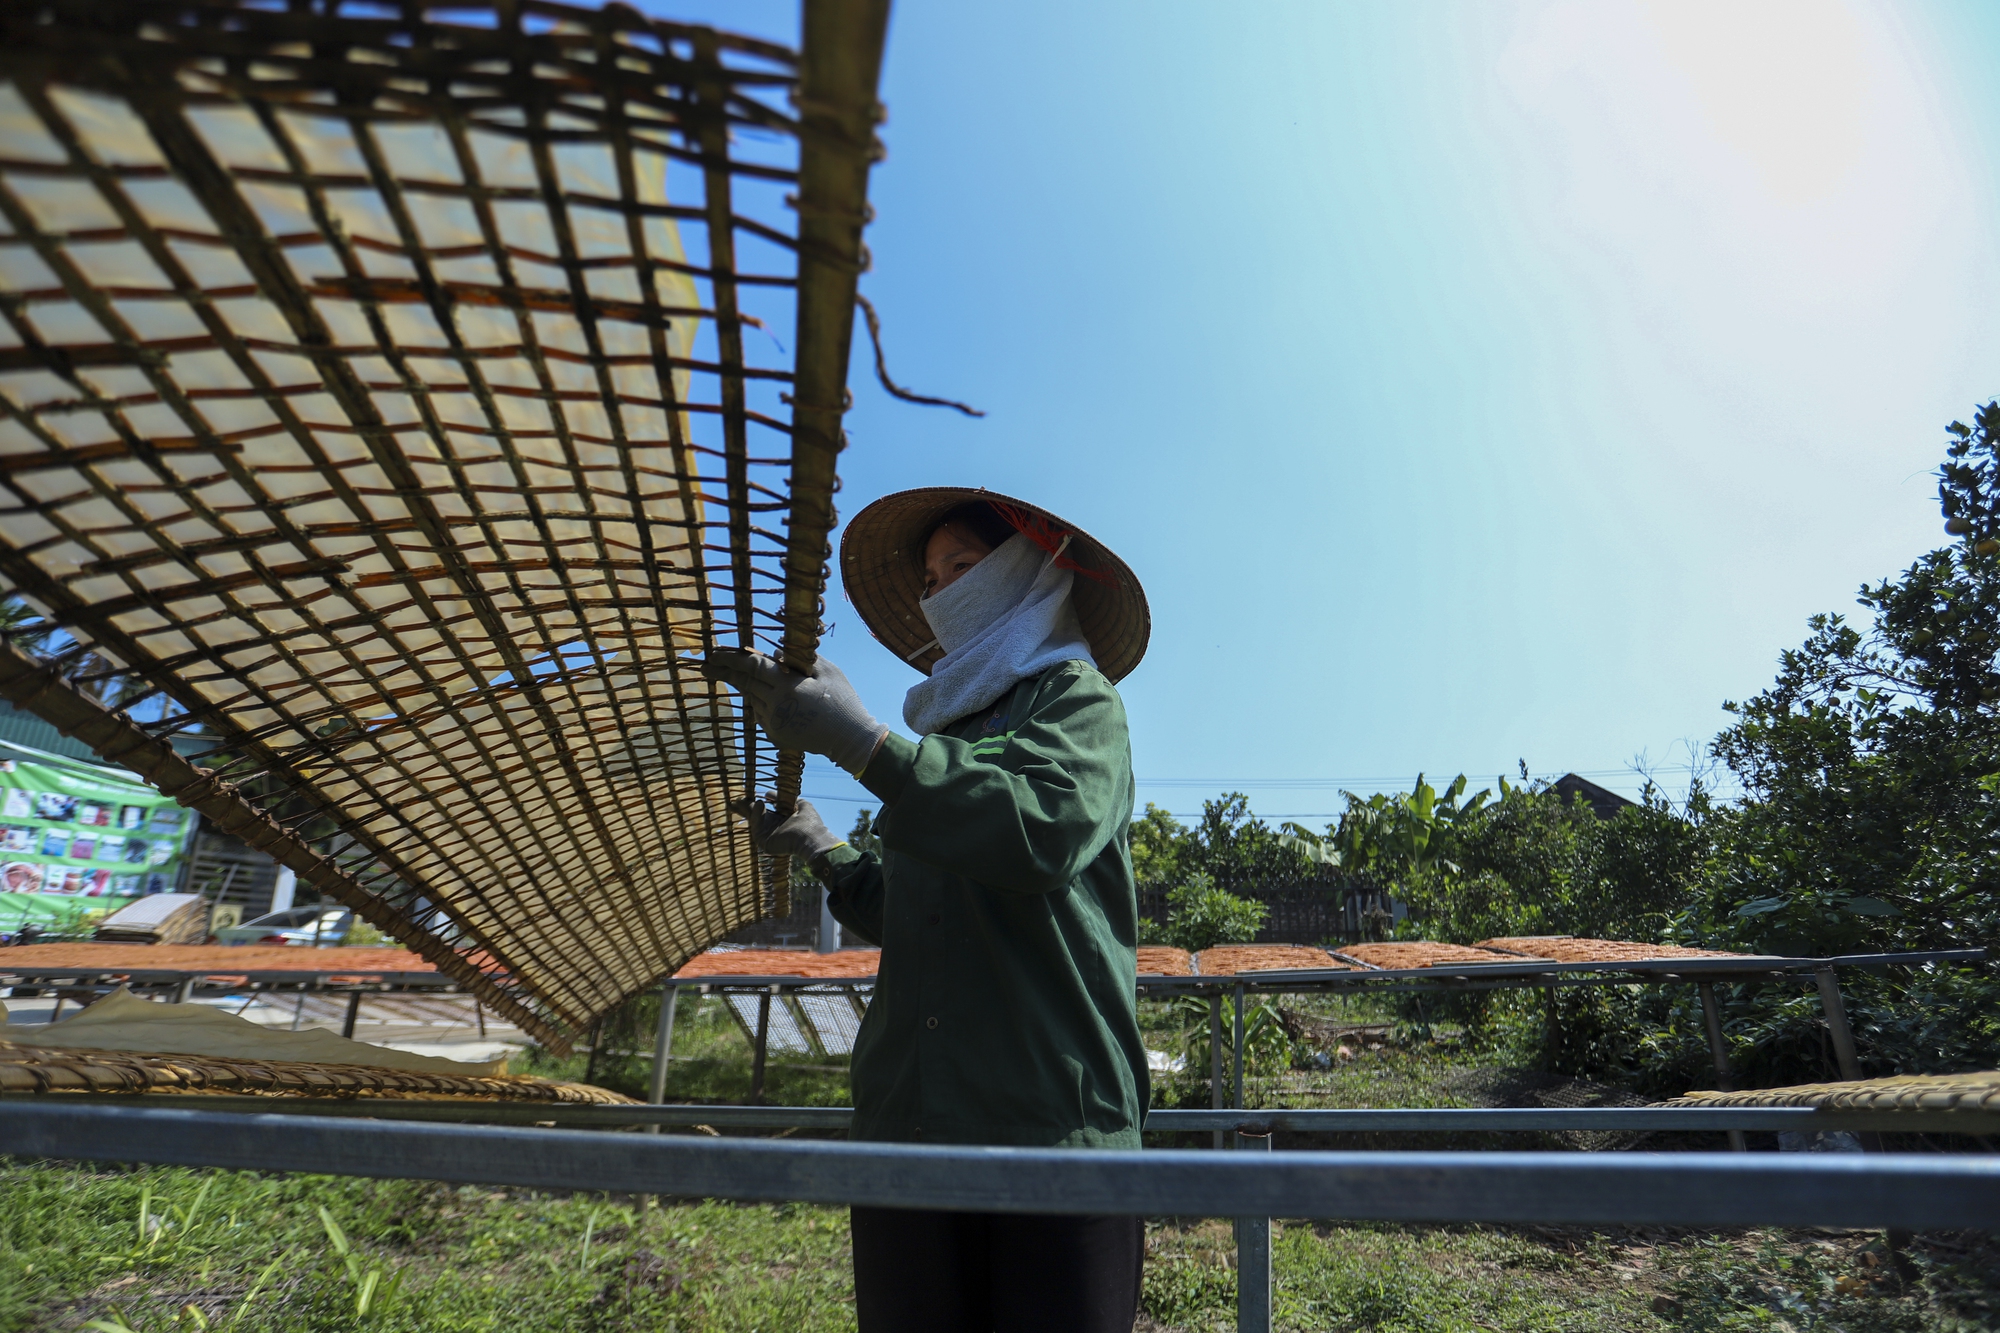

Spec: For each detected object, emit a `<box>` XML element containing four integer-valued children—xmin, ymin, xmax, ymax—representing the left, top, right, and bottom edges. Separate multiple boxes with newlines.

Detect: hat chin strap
<box><xmin>903</xmin><ymin>637</ymin><xmax>939</xmax><ymax>663</ymax></box>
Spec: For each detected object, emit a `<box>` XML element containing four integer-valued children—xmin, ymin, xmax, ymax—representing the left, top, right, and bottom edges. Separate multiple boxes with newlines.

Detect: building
<box><xmin>1551</xmin><ymin>772</ymin><xmax>1639</xmax><ymax>821</ymax></box>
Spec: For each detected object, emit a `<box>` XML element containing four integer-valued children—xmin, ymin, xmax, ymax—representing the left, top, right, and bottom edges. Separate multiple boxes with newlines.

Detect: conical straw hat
<box><xmin>840</xmin><ymin>488</ymin><xmax>1150</xmax><ymax>682</ymax></box>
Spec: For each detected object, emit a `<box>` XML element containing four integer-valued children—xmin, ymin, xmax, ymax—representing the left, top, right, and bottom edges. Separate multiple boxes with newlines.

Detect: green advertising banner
<box><xmin>0</xmin><ymin>740</ymin><xmax>195</xmax><ymax>906</ymax></box>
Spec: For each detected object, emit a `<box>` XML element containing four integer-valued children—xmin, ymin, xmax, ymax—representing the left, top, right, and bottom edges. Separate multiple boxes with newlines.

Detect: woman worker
<box><xmin>701</xmin><ymin>487</ymin><xmax>1152</xmax><ymax>1333</ymax></box>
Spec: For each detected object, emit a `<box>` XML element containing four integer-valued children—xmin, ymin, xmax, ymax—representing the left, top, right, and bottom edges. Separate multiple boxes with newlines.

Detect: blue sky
<box><xmin>652</xmin><ymin>0</ymin><xmax>2000</xmax><ymax>825</ymax></box>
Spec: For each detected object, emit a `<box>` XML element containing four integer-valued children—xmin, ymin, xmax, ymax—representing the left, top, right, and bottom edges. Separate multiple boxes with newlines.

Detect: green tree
<box><xmin>1280</xmin><ymin>773</ymin><xmax>1491</xmax><ymax>885</ymax></box>
<box><xmin>1128</xmin><ymin>802</ymin><xmax>1187</xmax><ymax>886</ymax></box>
<box><xmin>1685</xmin><ymin>401</ymin><xmax>2000</xmax><ymax>959</ymax></box>
<box><xmin>1127</xmin><ymin>793</ymin><xmax>1306</xmax><ymax>892</ymax></box>
<box><xmin>847</xmin><ymin>808</ymin><xmax>880</xmax><ymax>860</ymax></box>
<box><xmin>1150</xmin><ymin>874</ymin><xmax>1269</xmax><ymax>952</ymax></box>
<box><xmin>1546</xmin><ymin>405</ymin><xmax>2000</xmax><ymax>1091</ymax></box>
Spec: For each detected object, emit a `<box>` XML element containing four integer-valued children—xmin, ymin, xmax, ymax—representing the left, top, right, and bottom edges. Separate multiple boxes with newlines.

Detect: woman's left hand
<box><xmin>731</xmin><ymin>798</ymin><xmax>843</xmax><ymax>861</ymax></box>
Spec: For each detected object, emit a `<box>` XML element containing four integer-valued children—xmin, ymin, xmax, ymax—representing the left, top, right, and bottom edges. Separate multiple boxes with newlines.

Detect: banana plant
<box><xmin>1280</xmin><ymin>774</ymin><xmax>1492</xmax><ymax>884</ymax></box>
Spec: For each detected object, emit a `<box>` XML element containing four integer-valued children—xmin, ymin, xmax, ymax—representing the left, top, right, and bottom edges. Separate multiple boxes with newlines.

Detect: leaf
<box><xmin>1841</xmin><ymin>896</ymin><xmax>1902</xmax><ymax>917</ymax></box>
<box><xmin>1734</xmin><ymin>897</ymin><xmax>1788</xmax><ymax>918</ymax></box>
<box><xmin>224</xmin><ymin>1251</ymin><xmax>294</xmax><ymax>1332</ymax></box>
<box><xmin>316</xmin><ymin>1206</ymin><xmax>351</xmax><ymax>1257</ymax></box>
<box><xmin>1276</xmin><ymin>832</ymin><xmax>1339</xmax><ymax>867</ymax></box>
<box><xmin>178</xmin><ymin>1177</ymin><xmax>215</xmax><ymax>1233</ymax></box>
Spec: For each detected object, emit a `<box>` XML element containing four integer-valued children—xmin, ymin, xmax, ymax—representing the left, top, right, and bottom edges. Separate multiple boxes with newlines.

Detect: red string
<box><xmin>988</xmin><ymin>502</ymin><xmax>1113</xmax><ymax>583</ymax></box>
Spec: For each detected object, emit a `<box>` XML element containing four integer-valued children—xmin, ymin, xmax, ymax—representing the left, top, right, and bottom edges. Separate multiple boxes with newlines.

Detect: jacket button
<box><xmin>927</xmin><ymin>913</ymin><xmax>940</xmax><ymax>925</ymax></box>
<box><xmin>925</xmin><ymin>1016</ymin><xmax>939</xmax><ymax>1029</ymax></box>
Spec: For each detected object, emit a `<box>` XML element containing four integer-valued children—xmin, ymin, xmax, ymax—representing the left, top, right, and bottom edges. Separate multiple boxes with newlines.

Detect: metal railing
<box><xmin>12</xmin><ymin>1095</ymin><xmax>1994</xmax><ymax>1137</ymax></box>
<box><xmin>3</xmin><ymin>1099</ymin><xmax>1994</xmax><ymax>1333</ymax></box>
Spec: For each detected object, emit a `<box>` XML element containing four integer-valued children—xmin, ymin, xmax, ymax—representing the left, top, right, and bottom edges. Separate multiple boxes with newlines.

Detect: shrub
<box><xmin>1149</xmin><ymin>874</ymin><xmax>1269</xmax><ymax>953</ymax></box>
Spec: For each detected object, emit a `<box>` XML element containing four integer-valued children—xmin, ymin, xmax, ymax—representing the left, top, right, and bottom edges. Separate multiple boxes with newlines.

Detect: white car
<box><xmin>212</xmin><ymin>906</ymin><xmax>353</xmax><ymax>947</ymax></box>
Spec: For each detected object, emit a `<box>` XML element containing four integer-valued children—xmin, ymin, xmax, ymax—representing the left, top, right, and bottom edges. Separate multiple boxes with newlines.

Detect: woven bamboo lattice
<box><xmin>1335</xmin><ymin>942</ymin><xmax>1525</xmax><ymax>970</ymax></box>
<box><xmin>0</xmin><ymin>0</ymin><xmax>889</xmax><ymax>1048</ymax></box>
<box><xmin>671</xmin><ymin>946</ymin><xmax>879</xmax><ymax>980</ymax></box>
<box><xmin>1193</xmin><ymin>944</ymin><xmax>1353</xmax><ymax>976</ymax></box>
<box><xmin>0</xmin><ymin>944</ymin><xmax>437</xmax><ymax>976</ymax></box>
<box><xmin>0</xmin><ymin>1037</ymin><xmax>632</xmax><ymax>1101</ymax></box>
<box><xmin>1475</xmin><ymin>937</ymin><xmax>1753</xmax><ymax>964</ymax></box>
<box><xmin>1135</xmin><ymin>946</ymin><xmax>1191</xmax><ymax>977</ymax></box>
<box><xmin>1661</xmin><ymin>1070</ymin><xmax>2000</xmax><ymax>1114</ymax></box>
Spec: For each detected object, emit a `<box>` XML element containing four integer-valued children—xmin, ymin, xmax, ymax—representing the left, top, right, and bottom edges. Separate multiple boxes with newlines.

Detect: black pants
<box><xmin>850</xmin><ymin>1207</ymin><xmax>1144</xmax><ymax>1333</ymax></box>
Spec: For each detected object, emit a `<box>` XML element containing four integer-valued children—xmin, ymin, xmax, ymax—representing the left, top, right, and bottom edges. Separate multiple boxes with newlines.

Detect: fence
<box><xmin>1138</xmin><ymin>872</ymin><xmax>1398</xmax><ymax>944</ymax></box>
<box><xmin>3</xmin><ymin>1099</ymin><xmax>1995</xmax><ymax>1333</ymax></box>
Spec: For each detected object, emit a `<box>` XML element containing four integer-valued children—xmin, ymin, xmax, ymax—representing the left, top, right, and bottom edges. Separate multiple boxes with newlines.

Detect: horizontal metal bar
<box><xmin>669</xmin><ymin>976</ymin><xmax>872</xmax><ymax>989</ymax></box>
<box><xmin>0</xmin><ymin>1096</ymin><xmax>857</xmax><ymax>1128</ymax></box>
<box><xmin>1151</xmin><ymin>1107</ymin><xmax>2000</xmax><ymax>1135</ymax></box>
<box><xmin>6</xmin><ymin>1097</ymin><xmax>1994</xmax><ymax>1137</ymax></box>
<box><xmin>12</xmin><ymin>949</ymin><xmax>1968</xmax><ymax>998</ymax></box>
<box><xmin>2</xmin><ymin>1103</ymin><xmax>1993</xmax><ymax>1229</ymax></box>
<box><xmin>0</xmin><ymin>969</ymin><xmax>454</xmax><ymax>988</ymax></box>
<box><xmin>1148</xmin><ymin>948</ymin><xmax>1990</xmax><ymax>991</ymax></box>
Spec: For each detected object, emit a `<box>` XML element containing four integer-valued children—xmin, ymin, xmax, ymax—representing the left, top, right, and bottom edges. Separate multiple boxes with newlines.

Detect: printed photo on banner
<box><xmin>0</xmin><ymin>750</ymin><xmax>197</xmax><ymax>900</ymax></box>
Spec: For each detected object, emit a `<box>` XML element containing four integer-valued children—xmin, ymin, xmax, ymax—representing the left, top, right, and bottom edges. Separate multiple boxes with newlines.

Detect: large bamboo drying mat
<box><xmin>1335</xmin><ymin>942</ymin><xmax>1526</xmax><ymax>969</ymax></box>
<box><xmin>0</xmin><ymin>0</ymin><xmax>887</xmax><ymax>1049</ymax></box>
<box><xmin>1136</xmin><ymin>946</ymin><xmax>1192</xmax><ymax>977</ymax></box>
<box><xmin>0</xmin><ymin>1037</ymin><xmax>630</xmax><ymax>1102</ymax></box>
<box><xmin>1194</xmin><ymin>945</ymin><xmax>1353</xmax><ymax>976</ymax></box>
<box><xmin>1477</xmin><ymin>937</ymin><xmax>1755</xmax><ymax>963</ymax></box>
<box><xmin>1661</xmin><ymin>1070</ymin><xmax>2000</xmax><ymax>1115</ymax></box>
<box><xmin>0</xmin><ymin>943</ymin><xmax>440</xmax><ymax>979</ymax></box>
<box><xmin>672</xmin><ymin>947</ymin><xmax>879</xmax><ymax>980</ymax></box>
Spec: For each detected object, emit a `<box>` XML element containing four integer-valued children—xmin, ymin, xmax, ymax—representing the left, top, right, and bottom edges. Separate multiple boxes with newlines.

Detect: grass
<box><xmin>0</xmin><ymin>1162</ymin><xmax>855</xmax><ymax>1333</ymax></box>
<box><xmin>520</xmin><ymin>991</ymin><xmax>856</xmax><ymax>1109</ymax></box>
<box><xmin>1140</xmin><ymin>1219</ymin><xmax>2000</xmax><ymax>1332</ymax></box>
<box><xmin>6</xmin><ymin>998</ymin><xmax>1994</xmax><ymax>1331</ymax></box>
<box><xmin>6</xmin><ymin>1162</ymin><xmax>1993</xmax><ymax>1333</ymax></box>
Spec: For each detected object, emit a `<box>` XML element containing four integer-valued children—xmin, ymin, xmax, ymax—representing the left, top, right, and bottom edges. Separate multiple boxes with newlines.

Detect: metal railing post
<box><xmin>1232</xmin><ymin>982</ymin><xmax>1246</xmax><ymax>1117</ymax></box>
<box><xmin>1209</xmin><ymin>991</ymin><xmax>1224</xmax><ymax>1150</ymax></box>
<box><xmin>749</xmin><ymin>988</ymin><xmax>773</xmax><ymax>1105</ymax></box>
<box><xmin>340</xmin><ymin>990</ymin><xmax>362</xmax><ymax>1040</ymax></box>
<box><xmin>1813</xmin><ymin>966</ymin><xmax>1862</xmax><ymax>1081</ymax></box>
<box><xmin>1815</xmin><ymin>964</ymin><xmax>1911</xmax><ymax>1276</ymax></box>
<box><xmin>1235</xmin><ymin>1126</ymin><xmax>1273</xmax><ymax>1333</ymax></box>
<box><xmin>648</xmin><ymin>983</ymin><xmax>678</xmax><ymax>1114</ymax></box>
<box><xmin>1697</xmin><ymin>982</ymin><xmax>1746</xmax><ymax>1152</ymax></box>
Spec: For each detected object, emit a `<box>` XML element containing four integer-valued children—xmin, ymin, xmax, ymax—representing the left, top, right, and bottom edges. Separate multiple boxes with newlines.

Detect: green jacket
<box><xmin>814</xmin><ymin>659</ymin><xmax>1150</xmax><ymax>1148</ymax></box>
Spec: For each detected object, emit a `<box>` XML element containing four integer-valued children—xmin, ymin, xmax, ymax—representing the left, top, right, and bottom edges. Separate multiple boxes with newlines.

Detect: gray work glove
<box><xmin>700</xmin><ymin>648</ymin><xmax>888</xmax><ymax>775</ymax></box>
<box><xmin>733</xmin><ymin>798</ymin><xmax>843</xmax><ymax>862</ymax></box>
